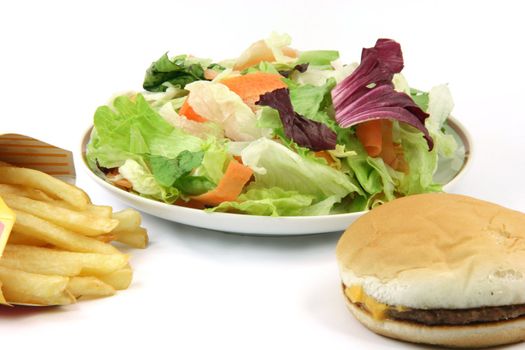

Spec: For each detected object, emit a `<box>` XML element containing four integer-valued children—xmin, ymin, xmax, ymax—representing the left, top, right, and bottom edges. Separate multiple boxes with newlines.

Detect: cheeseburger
<box><xmin>336</xmin><ymin>193</ymin><xmax>525</xmax><ymax>348</ymax></box>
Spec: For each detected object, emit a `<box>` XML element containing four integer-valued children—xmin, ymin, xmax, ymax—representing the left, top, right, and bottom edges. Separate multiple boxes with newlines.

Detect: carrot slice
<box><xmin>179</xmin><ymin>99</ymin><xmax>207</xmax><ymax>123</ymax></box>
<box><xmin>356</xmin><ymin>120</ymin><xmax>383</xmax><ymax>157</ymax></box>
<box><xmin>378</xmin><ymin>120</ymin><xmax>396</xmax><ymax>165</ymax></box>
<box><xmin>192</xmin><ymin>159</ymin><xmax>253</xmax><ymax>206</ymax></box>
<box><xmin>221</xmin><ymin>72</ymin><xmax>287</xmax><ymax>108</ymax></box>
<box><xmin>379</xmin><ymin>120</ymin><xmax>408</xmax><ymax>172</ymax></box>
<box><xmin>357</xmin><ymin>120</ymin><xmax>408</xmax><ymax>172</ymax></box>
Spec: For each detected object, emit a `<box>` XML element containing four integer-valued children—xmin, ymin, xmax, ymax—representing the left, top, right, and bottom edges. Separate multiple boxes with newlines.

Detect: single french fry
<box><xmin>110</xmin><ymin>209</ymin><xmax>148</xmax><ymax>248</ymax></box>
<box><xmin>0</xmin><ymin>244</ymin><xmax>128</xmax><ymax>276</ymax></box>
<box><xmin>49</xmin><ymin>200</ymin><xmax>113</xmax><ymax>218</ymax></box>
<box><xmin>97</xmin><ymin>266</ymin><xmax>133</xmax><ymax>290</ymax></box>
<box><xmin>95</xmin><ymin>233</ymin><xmax>117</xmax><ymax>243</ymax></box>
<box><xmin>0</xmin><ymin>281</ymin><xmax>9</xmax><ymax>305</ymax></box>
<box><xmin>0</xmin><ymin>166</ymin><xmax>89</xmax><ymax>210</ymax></box>
<box><xmin>2</xmin><ymin>194</ymin><xmax>118</xmax><ymax>236</ymax></box>
<box><xmin>0</xmin><ymin>184</ymin><xmax>55</xmax><ymax>202</ymax></box>
<box><xmin>112</xmin><ymin>209</ymin><xmax>142</xmax><ymax>233</ymax></box>
<box><xmin>7</xmin><ymin>232</ymin><xmax>49</xmax><ymax>247</ymax></box>
<box><xmin>115</xmin><ymin>227</ymin><xmax>148</xmax><ymax>249</ymax></box>
<box><xmin>0</xmin><ymin>265</ymin><xmax>75</xmax><ymax>306</ymax></box>
<box><xmin>67</xmin><ymin>276</ymin><xmax>115</xmax><ymax>298</ymax></box>
<box><xmin>13</xmin><ymin>211</ymin><xmax>120</xmax><ymax>255</ymax></box>
<box><xmin>85</xmin><ymin>205</ymin><xmax>113</xmax><ymax>218</ymax></box>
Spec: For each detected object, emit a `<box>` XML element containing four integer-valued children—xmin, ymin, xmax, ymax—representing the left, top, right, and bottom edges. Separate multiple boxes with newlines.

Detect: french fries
<box><xmin>49</xmin><ymin>199</ymin><xmax>113</xmax><ymax>218</ymax></box>
<box><xmin>112</xmin><ymin>209</ymin><xmax>142</xmax><ymax>233</ymax></box>
<box><xmin>98</xmin><ymin>265</ymin><xmax>133</xmax><ymax>290</ymax></box>
<box><xmin>13</xmin><ymin>211</ymin><xmax>121</xmax><ymax>255</ymax></box>
<box><xmin>67</xmin><ymin>277</ymin><xmax>115</xmax><ymax>299</ymax></box>
<box><xmin>6</xmin><ymin>231</ymin><xmax>48</xmax><ymax>246</ymax></box>
<box><xmin>0</xmin><ymin>165</ymin><xmax>149</xmax><ymax>306</ymax></box>
<box><xmin>0</xmin><ymin>167</ymin><xmax>90</xmax><ymax>210</ymax></box>
<box><xmin>0</xmin><ymin>184</ymin><xmax>55</xmax><ymax>202</ymax></box>
<box><xmin>0</xmin><ymin>245</ymin><xmax>129</xmax><ymax>276</ymax></box>
<box><xmin>3</xmin><ymin>194</ymin><xmax>119</xmax><ymax>236</ymax></box>
<box><xmin>0</xmin><ymin>281</ymin><xmax>8</xmax><ymax>305</ymax></box>
<box><xmin>114</xmin><ymin>227</ymin><xmax>149</xmax><ymax>249</ymax></box>
<box><xmin>110</xmin><ymin>209</ymin><xmax>148</xmax><ymax>248</ymax></box>
<box><xmin>0</xmin><ymin>265</ymin><xmax>75</xmax><ymax>306</ymax></box>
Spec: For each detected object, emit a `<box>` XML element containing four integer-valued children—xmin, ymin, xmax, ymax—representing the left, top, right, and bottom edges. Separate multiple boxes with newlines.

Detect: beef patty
<box><xmin>386</xmin><ymin>304</ymin><xmax>525</xmax><ymax>326</ymax></box>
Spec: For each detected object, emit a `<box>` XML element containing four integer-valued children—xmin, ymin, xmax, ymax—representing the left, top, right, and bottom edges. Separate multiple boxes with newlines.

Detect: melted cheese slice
<box><xmin>345</xmin><ymin>285</ymin><xmax>389</xmax><ymax>320</ymax></box>
<box><xmin>0</xmin><ymin>196</ymin><xmax>15</xmax><ymax>257</ymax></box>
<box><xmin>345</xmin><ymin>285</ymin><xmax>408</xmax><ymax>321</ymax></box>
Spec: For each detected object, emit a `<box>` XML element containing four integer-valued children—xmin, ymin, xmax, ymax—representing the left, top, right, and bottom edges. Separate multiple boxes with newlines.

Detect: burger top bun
<box><xmin>336</xmin><ymin>193</ymin><xmax>525</xmax><ymax>309</ymax></box>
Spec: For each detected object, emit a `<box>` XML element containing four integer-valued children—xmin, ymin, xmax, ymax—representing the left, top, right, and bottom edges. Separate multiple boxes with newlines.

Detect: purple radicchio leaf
<box><xmin>331</xmin><ymin>39</ymin><xmax>434</xmax><ymax>151</ymax></box>
<box><xmin>256</xmin><ymin>88</ymin><xmax>337</xmax><ymax>151</ymax></box>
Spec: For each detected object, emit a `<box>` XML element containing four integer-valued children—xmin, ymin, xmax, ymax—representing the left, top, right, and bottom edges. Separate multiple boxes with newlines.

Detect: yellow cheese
<box><xmin>344</xmin><ymin>285</ymin><xmax>389</xmax><ymax>320</ymax></box>
<box><xmin>0</xmin><ymin>196</ymin><xmax>15</xmax><ymax>257</ymax></box>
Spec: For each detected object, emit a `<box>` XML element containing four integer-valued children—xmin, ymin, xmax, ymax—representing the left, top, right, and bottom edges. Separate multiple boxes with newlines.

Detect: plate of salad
<box><xmin>82</xmin><ymin>33</ymin><xmax>471</xmax><ymax>235</ymax></box>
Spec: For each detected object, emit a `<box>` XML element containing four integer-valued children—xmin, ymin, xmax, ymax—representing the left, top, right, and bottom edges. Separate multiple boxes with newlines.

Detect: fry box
<box><xmin>0</xmin><ymin>133</ymin><xmax>75</xmax><ymax>256</ymax></box>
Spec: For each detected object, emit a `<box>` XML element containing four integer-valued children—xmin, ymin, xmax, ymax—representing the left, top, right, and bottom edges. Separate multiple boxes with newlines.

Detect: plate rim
<box><xmin>79</xmin><ymin>116</ymin><xmax>473</xmax><ymax>223</ymax></box>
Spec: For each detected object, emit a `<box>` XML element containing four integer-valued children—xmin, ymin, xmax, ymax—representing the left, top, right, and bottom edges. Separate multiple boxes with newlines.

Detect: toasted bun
<box><xmin>345</xmin><ymin>296</ymin><xmax>525</xmax><ymax>348</ymax></box>
<box><xmin>336</xmin><ymin>193</ymin><xmax>525</xmax><ymax>309</ymax></box>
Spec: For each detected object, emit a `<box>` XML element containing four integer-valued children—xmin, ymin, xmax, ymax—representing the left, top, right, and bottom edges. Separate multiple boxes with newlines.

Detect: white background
<box><xmin>1</xmin><ymin>0</ymin><xmax>525</xmax><ymax>349</ymax></box>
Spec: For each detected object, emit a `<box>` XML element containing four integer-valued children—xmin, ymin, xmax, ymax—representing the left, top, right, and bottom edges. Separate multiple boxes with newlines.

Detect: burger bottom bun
<box><xmin>345</xmin><ymin>297</ymin><xmax>525</xmax><ymax>348</ymax></box>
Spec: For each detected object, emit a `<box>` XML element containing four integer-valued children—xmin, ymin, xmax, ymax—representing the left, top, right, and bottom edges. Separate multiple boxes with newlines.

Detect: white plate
<box><xmin>80</xmin><ymin>117</ymin><xmax>472</xmax><ymax>235</ymax></box>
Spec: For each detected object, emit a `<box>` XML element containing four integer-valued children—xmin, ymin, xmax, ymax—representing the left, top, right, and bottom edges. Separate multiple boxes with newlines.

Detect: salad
<box><xmin>86</xmin><ymin>33</ymin><xmax>464</xmax><ymax>217</ymax></box>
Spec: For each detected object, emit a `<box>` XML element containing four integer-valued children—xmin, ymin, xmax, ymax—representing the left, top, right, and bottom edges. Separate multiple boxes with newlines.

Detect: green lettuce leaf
<box><xmin>118</xmin><ymin>159</ymin><xmax>179</xmax><ymax>202</ymax></box>
<box><xmin>301</xmin><ymin>195</ymin><xmax>340</xmax><ymax>216</ymax></box>
<box><xmin>118</xmin><ymin>159</ymin><xmax>163</xmax><ymax>196</ymax></box>
<box><xmin>393</xmin><ymin>73</ymin><xmax>411</xmax><ymax>95</ymax></box>
<box><xmin>264</xmin><ymin>32</ymin><xmax>294</xmax><ymax>63</ymax></box>
<box><xmin>117</xmin><ymin>149</ymin><xmax>214</xmax><ymax>198</ymax></box>
<box><xmin>256</xmin><ymin>106</ymin><xmax>283</xmax><ymax>130</ymax></box>
<box><xmin>143</xmin><ymin>54</ymin><xmax>206</xmax><ymax>92</ymax></box>
<box><xmin>208</xmin><ymin>187</ymin><xmax>314</xmax><ymax>216</ymax></box>
<box><xmin>197</xmin><ymin>140</ymin><xmax>230</xmax><ymax>184</ymax></box>
<box><xmin>410</xmin><ymin>88</ymin><xmax>429</xmax><ymax>113</ymax></box>
<box><xmin>342</xmin><ymin>135</ymin><xmax>382</xmax><ymax>195</ymax></box>
<box><xmin>243</xmin><ymin>61</ymin><xmax>281</xmax><ymax>75</ymax></box>
<box><xmin>289</xmin><ymin>78</ymin><xmax>337</xmax><ymax>129</ymax></box>
<box><xmin>296</xmin><ymin>50</ymin><xmax>340</xmax><ymax>67</ymax></box>
<box><xmin>86</xmin><ymin>129</ymin><xmax>139</xmax><ymax>170</ymax></box>
<box><xmin>339</xmin><ymin>132</ymin><xmax>404</xmax><ymax>202</ymax></box>
<box><xmin>366</xmin><ymin>157</ymin><xmax>403</xmax><ymax>201</ymax></box>
<box><xmin>292</xmin><ymin>61</ymin><xmax>356</xmax><ymax>87</ymax></box>
<box><xmin>240</xmin><ymin>138</ymin><xmax>363</xmax><ymax>201</ymax></box>
<box><xmin>174</xmin><ymin>175</ymin><xmax>215</xmax><ymax>195</ymax></box>
<box><xmin>142</xmin><ymin>86</ymin><xmax>188</xmax><ymax>108</ymax></box>
<box><xmin>331</xmin><ymin>194</ymin><xmax>369</xmax><ymax>214</ymax></box>
<box><xmin>426</xmin><ymin>85</ymin><xmax>457</xmax><ymax>157</ymax></box>
<box><xmin>392</xmin><ymin>85</ymin><xmax>458</xmax><ymax>195</ymax></box>
<box><xmin>394</xmin><ymin>122</ymin><xmax>441</xmax><ymax>195</ymax></box>
<box><xmin>185</xmin><ymin>81</ymin><xmax>267</xmax><ymax>141</ymax></box>
<box><xmin>87</xmin><ymin>94</ymin><xmax>202</xmax><ymax>169</ymax></box>
<box><xmin>148</xmin><ymin>150</ymin><xmax>204</xmax><ymax>187</ymax></box>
